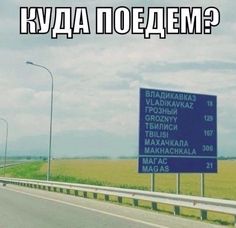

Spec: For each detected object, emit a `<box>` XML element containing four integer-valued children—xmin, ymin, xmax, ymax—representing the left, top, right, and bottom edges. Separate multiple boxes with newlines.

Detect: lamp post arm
<box><xmin>31</xmin><ymin>64</ymin><xmax>54</xmax><ymax>84</ymax></box>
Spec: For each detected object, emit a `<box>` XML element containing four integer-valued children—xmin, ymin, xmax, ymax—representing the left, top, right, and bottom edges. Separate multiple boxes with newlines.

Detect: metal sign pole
<box><xmin>176</xmin><ymin>173</ymin><xmax>180</xmax><ymax>194</ymax></box>
<box><xmin>200</xmin><ymin>173</ymin><xmax>207</xmax><ymax>220</ymax></box>
<box><xmin>201</xmin><ymin>173</ymin><xmax>205</xmax><ymax>197</ymax></box>
<box><xmin>174</xmin><ymin>173</ymin><xmax>180</xmax><ymax>215</ymax></box>
<box><xmin>151</xmin><ymin>173</ymin><xmax>158</xmax><ymax>210</ymax></box>
<box><xmin>151</xmin><ymin>173</ymin><xmax>155</xmax><ymax>192</ymax></box>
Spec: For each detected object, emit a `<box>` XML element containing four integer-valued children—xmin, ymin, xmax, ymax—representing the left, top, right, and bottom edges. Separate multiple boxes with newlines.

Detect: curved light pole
<box><xmin>0</xmin><ymin>118</ymin><xmax>8</xmax><ymax>177</ymax></box>
<box><xmin>26</xmin><ymin>61</ymin><xmax>54</xmax><ymax>181</ymax></box>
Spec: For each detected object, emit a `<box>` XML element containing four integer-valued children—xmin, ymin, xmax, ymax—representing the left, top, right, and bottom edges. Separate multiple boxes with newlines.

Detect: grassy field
<box><xmin>1</xmin><ymin>159</ymin><xmax>236</xmax><ymax>225</ymax></box>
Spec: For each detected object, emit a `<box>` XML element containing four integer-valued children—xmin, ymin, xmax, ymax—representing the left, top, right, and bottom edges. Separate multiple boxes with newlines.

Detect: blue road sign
<box><xmin>139</xmin><ymin>88</ymin><xmax>217</xmax><ymax>173</ymax></box>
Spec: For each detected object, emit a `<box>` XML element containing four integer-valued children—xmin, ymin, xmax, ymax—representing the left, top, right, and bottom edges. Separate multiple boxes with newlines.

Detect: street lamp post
<box><xmin>0</xmin><ymin>118</ymin><xmax>8</xmax><ymax>177</ymax></box>
<box><xmin>26</xmin><ymin>61</ymin><xmax>54</xmax><ymax>181</ymax></box>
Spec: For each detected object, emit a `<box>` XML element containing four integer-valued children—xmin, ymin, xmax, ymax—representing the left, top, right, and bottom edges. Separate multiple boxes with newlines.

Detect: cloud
<box><xmin>0</xmin><ymin>1</ymin><xmax>235</xmax><ymax>157</ymax></box>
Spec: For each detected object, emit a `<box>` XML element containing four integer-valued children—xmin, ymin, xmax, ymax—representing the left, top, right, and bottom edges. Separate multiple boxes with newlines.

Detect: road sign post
<box><xmin>151</xmin><ymin>173</ymin><xmax>155</xmax><ymax>192</ymax></box>
<box><xmin>200</xmin><ymin>173</ymin><xmax>207</xmax><ymax>220</ymax></box>
<box><xmin>176</xmin><ymin>173</ymin><xmax>180</xmax><ymax>194</ymax></box>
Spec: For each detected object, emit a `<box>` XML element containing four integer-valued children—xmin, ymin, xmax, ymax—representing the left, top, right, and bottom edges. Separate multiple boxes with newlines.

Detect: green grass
<box><xmin>0</xmin><ymin>162</ymin><xmax>45</xmax><ymax>179</ymax></box>
<box><xmin>1</xmin><ymin>159</ymin><xmax>236</xmax><ymax>226</ymax></box>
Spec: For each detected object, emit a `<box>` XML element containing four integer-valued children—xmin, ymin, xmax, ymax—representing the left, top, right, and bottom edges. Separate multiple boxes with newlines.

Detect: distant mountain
<box><xmin>6</xmin><ymin>130</ymin><xmax>137</xmax><ymax>158</ymax></box>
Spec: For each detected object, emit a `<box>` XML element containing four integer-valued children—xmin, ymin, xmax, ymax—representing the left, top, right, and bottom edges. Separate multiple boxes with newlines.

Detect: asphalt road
<box><xmin>0</xmin><ymin>185</ymin><xmax>224</xmax><ymax>228</ymax></box>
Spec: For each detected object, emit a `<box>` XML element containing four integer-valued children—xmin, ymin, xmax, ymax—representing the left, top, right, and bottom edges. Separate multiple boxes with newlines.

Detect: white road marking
<box><xmin>4</xmin><ymin>187</ymin><xmax>169</xmax><ymax>228</ymax></box>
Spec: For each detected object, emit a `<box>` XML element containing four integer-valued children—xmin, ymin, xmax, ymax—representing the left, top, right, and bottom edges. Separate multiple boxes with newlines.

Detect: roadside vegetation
<box><xmin>1</xmin><ymin>159</ymin><xmax>235</xmax><ymax>226</ymax></box>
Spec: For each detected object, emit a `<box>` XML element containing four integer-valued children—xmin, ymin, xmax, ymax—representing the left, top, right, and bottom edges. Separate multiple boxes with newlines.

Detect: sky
<box><xmin>0</xmin><ymin>0</ymin><xmax>236</xmax><ymax>158</ymax></box>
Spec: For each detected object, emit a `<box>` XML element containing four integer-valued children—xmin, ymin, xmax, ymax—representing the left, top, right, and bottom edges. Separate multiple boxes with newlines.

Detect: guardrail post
<box><xmin>174</xmin><ymin>206</ymin><xmax>180</xmax><ymax>215</ymax></box>
<box><xmin>66</xmin><ymin>189</ymin><xmax>70</xmax><ymax>195</ymax></box>
<box><xmin>93</xmin><ymin>193</ymin><xmax>97</xmax><ymax>199</ymax></box>
<box><xmin>105</xmin><ymin>195</ymin><xmax>109</xmax><ymax>201</ymax></box>
<box><xmin>48</xmin><ymin>186</ymin><xmax>51</xmax><ymax>191</ymax></box>
<box><xmin>53</xmin><ymin>187</ymin><xmax>57</xmax><ymax>192</ymax></box>
<box><xmin>118</xmin><ymin>196</ymin><xmax>122</xmax><ymax>204</ymax></box>
<box><xmin>133</xmin><ymin>199</ymin><xmax>138</xmax><ymax>207</ymax></box>
<box><xmin>74</xmin><ymin>190</ymin><xmax>79</xmax><ymax>196</ymax></box>
<box><xmin>60</xmin><ymin>188</ymin><xmax>63</xmax><ymax>193</ymax></box>
<box><xmin>200</xmin><ymin>210</ymin><xmax>207</xmax><ymax>221</ymax></box>
<box><xmin>83</xmin><ymin>191</ymin><xmax>87</xmax><ymax>198</ymax></box>
<box><xmin>151</xmin><ymin>202</ymin><xmax>158</xmax><ymax>211</ymax></box>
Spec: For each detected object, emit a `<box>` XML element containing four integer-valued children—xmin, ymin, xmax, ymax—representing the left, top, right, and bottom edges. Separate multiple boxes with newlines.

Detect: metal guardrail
<box><xmin>0</xmin><ymin>177</ymin><xmax>236</xmax><ymax>225</ymax></box>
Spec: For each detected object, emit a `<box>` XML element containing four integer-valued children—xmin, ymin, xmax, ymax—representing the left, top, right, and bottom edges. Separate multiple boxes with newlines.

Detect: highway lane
<box><xmin>0</xmin><ymin>185</ymin><xmax>224</xmax><ymax>228</ymax></box>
